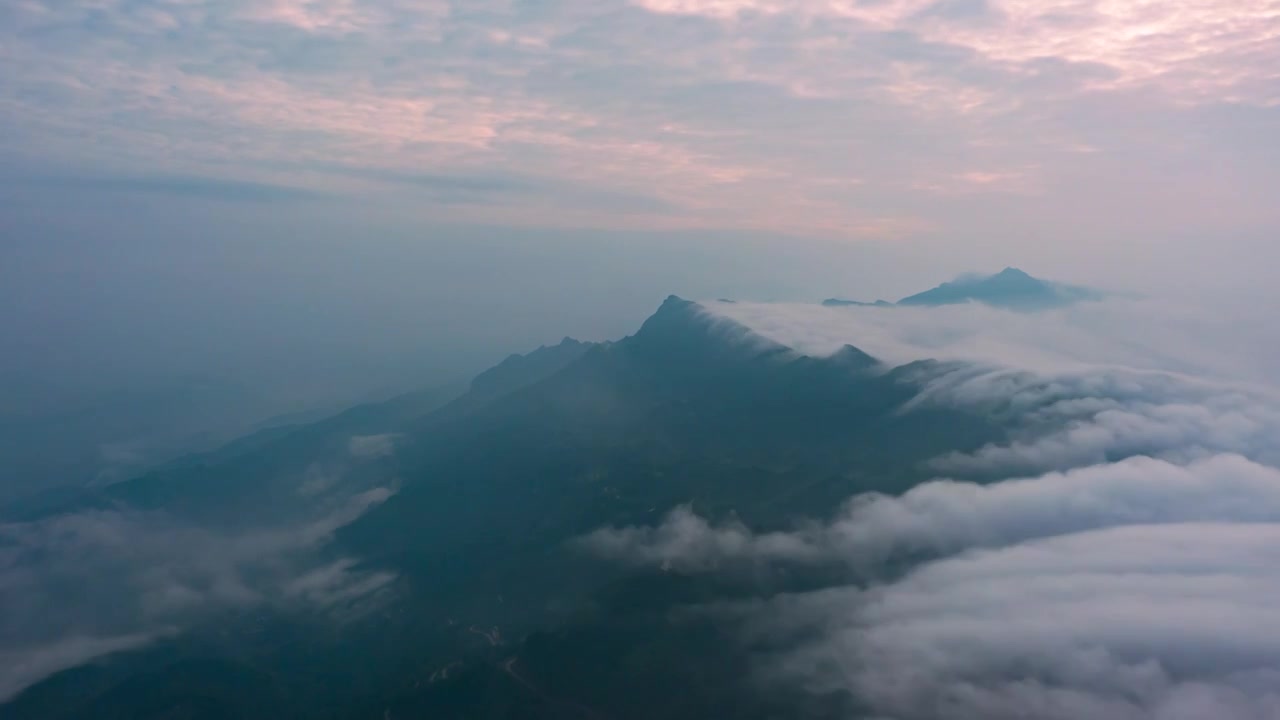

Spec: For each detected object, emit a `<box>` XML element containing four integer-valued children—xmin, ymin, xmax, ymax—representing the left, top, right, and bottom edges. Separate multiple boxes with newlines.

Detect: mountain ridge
<box><xmin>0</xmin><ymin>293</ymin><xmax>1005</xmax><ymax>720</ymax></box>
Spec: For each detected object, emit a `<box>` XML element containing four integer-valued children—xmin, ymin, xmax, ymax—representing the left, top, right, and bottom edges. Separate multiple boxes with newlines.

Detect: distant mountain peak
<box><xmin>822</xmin><ymin>298</ymin><xmax>892</xmax><ymax>308</ymax></box>
<box><xmin>820</xmin><ymin>268</ymin><xmax>1098</xmax><ymax>311</ymax></box>
<box><xmin>896</xmin><ymin>268</ymin><xmax>1098</xmax><ymax>310</ymax></box>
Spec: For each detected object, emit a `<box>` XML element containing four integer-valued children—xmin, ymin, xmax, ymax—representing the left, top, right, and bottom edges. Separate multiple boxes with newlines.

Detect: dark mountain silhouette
<box><xmin>465</xmin><ymin>337</ymin><xmax>595</xmax><ymax>405</ymax></box>
<box><xmin>1</xmin><ymin>296</ymin><xmax>1007</xmax><ymax>720</ymax></box>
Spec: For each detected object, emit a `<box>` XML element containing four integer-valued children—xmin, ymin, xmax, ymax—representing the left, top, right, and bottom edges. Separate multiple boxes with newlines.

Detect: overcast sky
<box><xmin>3</xmin><ymin>0</ymin><xmax>1278</xmax><ymax>280</ymax></box>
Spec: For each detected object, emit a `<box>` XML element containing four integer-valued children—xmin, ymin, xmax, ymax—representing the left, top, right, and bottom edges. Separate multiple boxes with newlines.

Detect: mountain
<box><xmin>0</xmin><ymin>297</ymin><xmax>1007</xmax><ymax>720</ymax></box>
<box><xmin>822</xmin><ymin>268</ymin><xmax>1100</xmax><ymax>311</ymax></box>
<box><xmin>896</xmin><ymin>267</ymin><xmax>1099</xmax><ymax>310</ymax></box>
<box><xmin>463</xmin><ymin>337</ymin><xmax>595</xmax><ymax>406</ymax></box>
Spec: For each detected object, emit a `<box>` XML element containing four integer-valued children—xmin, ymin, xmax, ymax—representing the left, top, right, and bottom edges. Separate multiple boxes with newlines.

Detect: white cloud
<box><xmin>587</xmin><ymin>298</ymin><xmax>1280</xmax><ymax>719</ymax></box>
<box><xmin>579</xmin><ymin>505</ymin><xmax>825</xmax><ymax>572</ymax></box>
<box><xmin>702</xmin><ymin>298</ymin><xmax>1280</xmax><ymax>385</ymax></box>
<box><xmin>0</xmin><ymin>633</ymin><xmax>162</xmax><ymax>704</ymax></box>
<box><xmin>765</xmin><ymin>523</ymin><xmax>1280</xmax><ymax>720</ymax></box>
<box><xmin>583</xmin><ymin>454</ymin><xmax>1280</xmax><ymax>572</ymax></box>
<box><xmin>829</xmin><ymin>453</ymin><xmax>1280</xmax><ymax>569</ymax></box>
<box><xmin>592</xmin><ymin>455</ymin><xmax>1280</xmax><ymax>719</ymax></box>
<box><xmin>913</xmin><ymin>363</ymin><xmax>1280</xmax><ymax>477</ymax></box>
<box><xmin>705</xmin><ymin>298</ymin><xmax>1280</xmax><ymax>481</ymax></box>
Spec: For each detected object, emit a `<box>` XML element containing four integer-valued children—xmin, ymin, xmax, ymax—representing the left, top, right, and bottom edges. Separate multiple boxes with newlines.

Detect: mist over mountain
<box><xmin>0</xmin><ymin>268</ymin><xmax>1079</xmax><ymax>508</ymax></box>
<box><xmin>3</xmin><ymin>283</ymin><xmax>1279</xmax><ymax>720</ymax></box>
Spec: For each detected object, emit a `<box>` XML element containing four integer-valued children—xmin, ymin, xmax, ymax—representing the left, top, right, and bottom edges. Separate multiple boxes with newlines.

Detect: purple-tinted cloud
<box><xmin>2</xmin><ymin>0</ymin><xmax>1276</xmax><ymax>242</ymax></box>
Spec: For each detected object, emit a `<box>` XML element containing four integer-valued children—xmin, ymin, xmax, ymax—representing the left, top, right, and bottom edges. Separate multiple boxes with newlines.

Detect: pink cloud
<box><xmin>632</xmin><ymin>0</ymin><xmax>1280</xmax><ymax>105</ymax></box>
<box><xmin>241</xmin><ymin>0</ymin><xmax>378</xmax><ymax>33</ymax></box>
<box><xmin>8</xmin><ymin>0</ymin><xmax>1273</xmax><ymax>243</ymax></box>
<box><xmin>241</xmin><ymin>0</ymin><xmax>450</xmax><ymax>34</ymax></box>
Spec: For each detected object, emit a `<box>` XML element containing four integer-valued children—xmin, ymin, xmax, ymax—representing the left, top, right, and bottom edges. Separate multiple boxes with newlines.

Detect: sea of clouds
<box><xmin>583</xmin><ymin>296</ymin><xmax>1280</xmax><ymax>720</ymax></box>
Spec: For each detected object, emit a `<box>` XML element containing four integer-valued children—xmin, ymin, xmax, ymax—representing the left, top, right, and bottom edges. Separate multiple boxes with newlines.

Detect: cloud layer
<box><xmin>768</xmin><ymin>522</ymin><xmax>1280</xmax><ymax>720</ymax></box>
<box><xmin>704</xmin><ymin>298</ymin><xmax>1280</xmax><ymax>383</ymax></box>
<box><xmin>708</xmin><ymin>298</ymin><xmax>1280</xmax><ymax>477</ymax></box>
<box><xmin>590</xmin><ymin>454</ymin><xmax>1280</xmax><ymax>718</ymax></box>
<box><xmin>3</xmin><ymin>0</ymin><xmax>1278</xmax><ymax>240</ymax></box>
<box><xmin>585</xmin><ymin>298</ymin><xmax>1280</xmax><ymax>719</ymax></box>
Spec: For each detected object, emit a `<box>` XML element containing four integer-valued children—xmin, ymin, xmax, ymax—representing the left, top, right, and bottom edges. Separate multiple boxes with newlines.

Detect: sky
<box><xmin>3</xmin><ymin>0</ymin><xmax>1278</xmax><ymax>267</ymax></box>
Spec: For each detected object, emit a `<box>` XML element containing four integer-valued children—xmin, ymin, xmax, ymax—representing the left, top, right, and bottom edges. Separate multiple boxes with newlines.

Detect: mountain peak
<box><xmin>633</xmin><ymin>295</ymin><xmax>703</xmax><ymax>338</ymax></box>
<box><xmin>830</xmin><ymin>343</ymin><xmax>880</xmax><ymax>370</ymax></box>
<box><xmin>996</xmin><ymin>267</ymin><xmax>1032</xmax><ymax>279</ymax></box>
<box><xmin>897</xmin><ymin>268</ymin><xmax>1094</xmax><ymax>310</ymax></box>
<box><xmin>659</xmin><ymin>294</ymin><xmax>694</xmax><ymax>311</ymax></box>
<box><xmin>627</xmin><ymin>296</ymin><xmax>794</xmax><ymax>366</ymax></box>
<box><xmin>629</xmin><ymin>295</ymin><xmax>721</xmax><ymax>343</ymax></box>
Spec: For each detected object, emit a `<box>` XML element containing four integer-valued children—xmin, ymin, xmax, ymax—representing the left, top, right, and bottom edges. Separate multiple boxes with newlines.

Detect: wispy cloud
<box><xmin>348</xmin><ymin>433</ymin><xmax>398</xmax><ymax>459</ymax></box>
<box><xmin>0</xmin><ymin>486</ymin><xmax>397</xmax><ymax>701</ymax></box>
<box><xmin>241</xmin><ymin>0</ymin><xmax>394</xmax><ymax>34</ymax></box>
<box><xmin>0</xmin><ymin>633</ymin><xmax>162</xmax><ymax>704</ymax></box>
<box><xmin>631</xmin><ymin>0</ymin><xmax>1280</xmax><ymax>102</ymax></box>
<box><xmin>3</xmin><ymin>0</ymin><xmax>1275</xmax><ymax>240</ymax></box>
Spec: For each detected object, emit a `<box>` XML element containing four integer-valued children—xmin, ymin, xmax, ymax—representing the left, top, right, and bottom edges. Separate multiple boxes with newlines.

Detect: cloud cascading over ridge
<box><xmin>703</xmin><ymin>299</ymin><xmax>1280</xmax><ymax>383</ymax></box>
<box><xmin>705</xmin><ymin>298</ymin><xmax>1280</xmax><ymax>478</ymax></box>
<box><xmin>583</xmin><ymin>297</ymin><xmax>1280</xmax><ymax>719</ymax></box>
